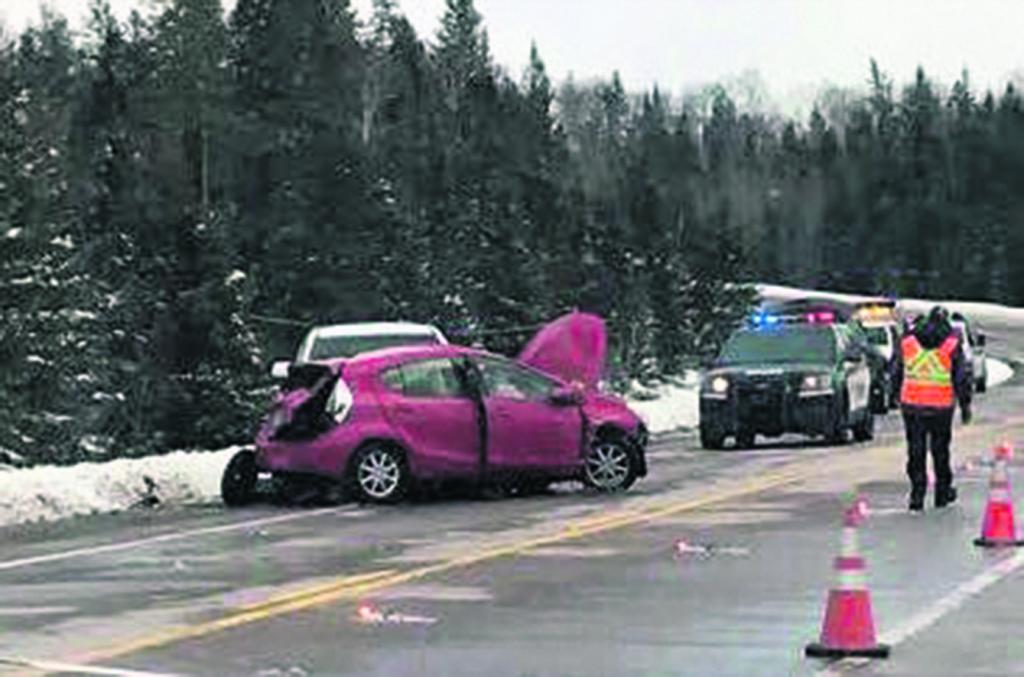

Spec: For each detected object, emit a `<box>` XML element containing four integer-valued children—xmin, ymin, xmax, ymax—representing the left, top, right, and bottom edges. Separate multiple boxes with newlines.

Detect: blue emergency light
<box><xmin>751</xmin><ymin>311</ymin><xmax>781</xmax><ymax>328</ymax></box>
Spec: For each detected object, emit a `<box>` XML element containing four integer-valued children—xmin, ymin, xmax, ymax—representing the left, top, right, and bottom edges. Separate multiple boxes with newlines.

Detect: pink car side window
<box><xmin>479</xmin><ymin>358</ymin><xmax>555</xmax><ymax>401</ymax></box>
<box><xmin>382</xmin><ymin>359</ymin><xmax>464</xmax><ymax>399</ymax></box>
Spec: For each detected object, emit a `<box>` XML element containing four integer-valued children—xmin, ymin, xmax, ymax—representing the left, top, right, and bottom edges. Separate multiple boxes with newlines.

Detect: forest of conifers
<box><xmin>2</xmin><ymin>0</ymin><xmax>1023</xmax><ymax>464</ymax></box>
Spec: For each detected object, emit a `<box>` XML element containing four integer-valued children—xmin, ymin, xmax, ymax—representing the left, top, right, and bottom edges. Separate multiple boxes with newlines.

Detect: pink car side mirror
<box><xmin>549</xmin><ymin>385</ymin><xmax>584</xmax><ymax>406</ymax></box>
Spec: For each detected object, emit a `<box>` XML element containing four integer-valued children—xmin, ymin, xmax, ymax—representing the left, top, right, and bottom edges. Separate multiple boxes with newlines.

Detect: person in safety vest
<box><xmin>891</xmin><ymin>305</ymin><xmax>973</xmax><ymax>512</ymax></box>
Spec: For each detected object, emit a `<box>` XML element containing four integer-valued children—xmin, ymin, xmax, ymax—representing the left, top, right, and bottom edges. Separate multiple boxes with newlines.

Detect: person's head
<box><xmin>928</xmin><ymin>305</ymin><xmax>950</xmax><ymax>325</ymax></box>
<box><xmin>914</xmin><ymin>305</ymin><xmax>952</xmax><ymax>339</ymax></box>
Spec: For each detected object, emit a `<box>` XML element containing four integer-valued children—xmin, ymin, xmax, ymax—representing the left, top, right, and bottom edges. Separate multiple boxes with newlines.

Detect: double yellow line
<box><xmin>74</xmin><ymin>410</ymin><xmax>1024</xmax><ymax>667</ymax></box>
<box><xmin>70</xmin><ymin>463</ymin><xmax>811</xmax><ymax>667</ymax></box>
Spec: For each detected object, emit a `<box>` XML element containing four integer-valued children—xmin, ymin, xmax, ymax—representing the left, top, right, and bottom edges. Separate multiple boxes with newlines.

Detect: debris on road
<box><xmin>354</xmin><ymin>602</ymin><xmax>438</xmax><ymax>626</ymax></box>
<box><xmin>673</xmin><ymin>539</ymin><xmax>750</xmax><ymax>557</ymax></box>
<box><xmin>256</xmin><ymin>666</ymin><xmax>310</xmax><ymax>677</ymax></box>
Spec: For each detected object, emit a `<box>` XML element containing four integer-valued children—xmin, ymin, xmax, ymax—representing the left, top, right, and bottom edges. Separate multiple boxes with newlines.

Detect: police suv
<box><xmin>768</xmin><ymin>298</ymin><xmax>893</xmax><ymax>414</ymax></box>
<box><xmin>851</xmin><ymin>300</ymin><xmax>901</xmax><ymax>410</ymax></box>
<box><xmin>699</xmin><ymin>311</ymin><xmax>875</xmax><ymax>450</ymax></box>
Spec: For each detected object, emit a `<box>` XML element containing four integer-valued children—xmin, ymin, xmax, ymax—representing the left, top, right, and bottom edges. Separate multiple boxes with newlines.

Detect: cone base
<box><xmin>973</xmin><ymin>537</ymin><xmax>1024</xmax><ymax>547</ymax></box>
<box><xmin>805</xmin><ymin>642</ymin><xmax>891</xmax><ymax>659</ymax></box>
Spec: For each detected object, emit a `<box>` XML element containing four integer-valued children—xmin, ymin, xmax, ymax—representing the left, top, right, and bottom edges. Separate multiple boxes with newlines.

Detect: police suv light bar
<box><xmin>749</xmin><ymin>310</ymin><xmax>836</xmax><ymax>328</ymax></box>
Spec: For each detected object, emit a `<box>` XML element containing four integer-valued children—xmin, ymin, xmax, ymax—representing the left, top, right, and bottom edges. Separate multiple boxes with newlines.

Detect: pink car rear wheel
<box><xmin>222</xmin><ymin>449</ymin><xmax>258</xmax><ymax>507</ymax></box>
<box><xmin>351</xmin><ymin>444</ymin><xmax>409</xmax><ymax>504</ymax></box>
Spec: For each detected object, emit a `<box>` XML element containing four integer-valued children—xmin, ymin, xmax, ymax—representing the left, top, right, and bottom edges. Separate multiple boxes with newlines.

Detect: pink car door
<box><xmin>474</xmin><ymin>356</ymin><xmax>583</xmax><ymax>471</ymax></box>
<box><xmin>377</xmin><ymin>358</ymin><xmax>481</xmax><ymax>478</ymax></box>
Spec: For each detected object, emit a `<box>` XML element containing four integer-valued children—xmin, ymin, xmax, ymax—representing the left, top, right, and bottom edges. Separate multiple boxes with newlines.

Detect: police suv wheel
<box><xmin>700</xmin><ymin>425</ymin><xmax>725</xmax><ymax>450</ymax></box>
<box><xmin>828</xmin><ymin>393</ymin><xmax>849</xmax><ymax>445</ymax></box>
<box><xmin>853</xmin><ymin>410</ymin><xmax>875</xmax><ymax>442</ymax></box>
<box><xmin>871</xmin><ymin>385</ymin><xmax>888</xmax><ymax>414</ymax></box>
<box><xmin>735</xmin><ymin>431</ymin><xmax>756</xmax><ymax>449</ymax></box>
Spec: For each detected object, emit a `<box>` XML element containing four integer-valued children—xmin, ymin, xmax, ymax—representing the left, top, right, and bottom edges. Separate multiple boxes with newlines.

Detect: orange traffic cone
<box><xmin>974</xmin><ymin>443</ymin><xmax>1024</xmax><ymax>547</ymax></box>
<box><xmin>805</xmin><ymin>496</ymin><xmax>890</xmax><ymax>659</ymax></box>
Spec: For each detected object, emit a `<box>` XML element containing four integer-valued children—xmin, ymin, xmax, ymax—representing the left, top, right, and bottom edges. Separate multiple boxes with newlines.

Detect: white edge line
<box><xmin>879</xmin><ymin>549</ymin><xmax>1024</xmax><ymax>646</ymax></box>
<box><xmin>0</xmin><ymin>656</ymin><xmax>180</xmax><ymax>676</ymax></box>
<box><xmin>818</xmin><ymin>549</ymin><xmax>1024</xmax><ymax>675</ymax></box>
<box><xmin>0</xmin><ymin>507</ymin><xmax>348</xmax><ymax>572</ymax></box>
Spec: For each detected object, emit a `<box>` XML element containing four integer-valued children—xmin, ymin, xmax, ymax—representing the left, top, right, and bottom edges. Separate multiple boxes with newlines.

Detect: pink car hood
<box><xmin>518</xmin><ymin>311</ymin><xmax>607</xmax><ymax>390</ymax></box>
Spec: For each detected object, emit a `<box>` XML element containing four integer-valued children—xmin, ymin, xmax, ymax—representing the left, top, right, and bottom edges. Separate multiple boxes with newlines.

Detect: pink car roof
<box><xmin>343</xmin><ymin>344</ymin><xmax>485</xmax><ymax>371</ymax></box>
<box><xmin>339</xmin><ymin>312</ymin><xmax>607</xmax><ymax>388</ymax></box>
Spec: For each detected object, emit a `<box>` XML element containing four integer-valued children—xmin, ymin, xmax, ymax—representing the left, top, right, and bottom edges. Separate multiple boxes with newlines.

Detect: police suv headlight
<box><xmin>801</xmin><ymin>374</ymin><xmax>826</xmax><ymax>390</ymax></box>
<box><xmin>799</xmin><ymin>373</ymin><xmax>832</xmax><ymax>397</ymax></box>
<box><xmin>702</xmin><ymin>375</ymin><xmax>730</xmax><ymax>399</ymax></box>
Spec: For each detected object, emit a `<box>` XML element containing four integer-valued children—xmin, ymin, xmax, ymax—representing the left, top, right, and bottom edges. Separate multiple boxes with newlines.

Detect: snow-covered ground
<box><xmin>0</xmin><ymin>286</ymin><xmax>1018</xmax><ymax>530</ymax></box>
<box><xmin>627</xmin><ymin>372</ymin><xmax>700</xmax><ymax>435</ymax></box>
<box><xmin>987</xmin><ymin>357</ymin><xmax>1014</xmax><ymax>389</ymax></box>
<box><xmin>0</xmin><ymin>448</ymin><xmax>239</xmax><ymax>529</ymax></box>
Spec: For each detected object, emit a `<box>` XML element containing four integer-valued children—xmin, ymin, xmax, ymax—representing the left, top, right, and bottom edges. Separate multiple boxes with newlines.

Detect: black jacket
<box><xmin>890</xmin><ymin>318</ymin><xmax>972</xmax><ymax>414</ymax></box>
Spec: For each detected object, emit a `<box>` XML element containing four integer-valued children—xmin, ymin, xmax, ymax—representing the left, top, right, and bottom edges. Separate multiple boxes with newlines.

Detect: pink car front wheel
<box><xmin>583</xmin><ymin>436</ymin><xmax>638</xmax><ymax>492</ymax></box>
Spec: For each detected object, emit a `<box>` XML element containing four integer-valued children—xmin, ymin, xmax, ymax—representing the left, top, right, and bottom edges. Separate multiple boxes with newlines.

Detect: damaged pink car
<box><xmin>222</xmin><ymin>312</ymin><xmax>648</xmax><ymax>505</ymax></box>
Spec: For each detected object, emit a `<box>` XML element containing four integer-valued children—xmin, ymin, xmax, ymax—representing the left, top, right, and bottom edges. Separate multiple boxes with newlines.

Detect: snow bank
<box><xmin>988</xmin><ymin>357</ymin><xmax>1014</xmax><ymax>388</ymax></box>
<box><xmin>757</xmin><ymin>283</ymin><xmax>1024</xmax><ymax>327</ymax></box>
<box><xmin>626</xmin><ymin>374</ymin><xmax>700</xmax><ymax>435</ymax></box>
<box><xmin>0</xmin><ymin>448</ymin><xmax>239</xmax><ymax>529</ymax></box>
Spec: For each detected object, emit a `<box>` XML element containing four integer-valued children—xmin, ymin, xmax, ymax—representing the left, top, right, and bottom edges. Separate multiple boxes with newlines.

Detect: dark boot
<box><xmin>935</xmin><ymin>486</ymin><xmax>958</xmax><ymax>509</ymax></box>
<box><xmin>909</xmin><ymin>487</ymin><xmax>925</xmax><ymax>512</ymax></box>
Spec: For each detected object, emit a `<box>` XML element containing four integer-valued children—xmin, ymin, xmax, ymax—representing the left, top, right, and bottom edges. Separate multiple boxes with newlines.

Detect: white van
<box><xmin>271</xmin><ymin>322</ymin><xmax>448</xmax><ymax>379</ymax></box>
<box><xmin>951</xmin><ymin>314</ymin><xmax>988</xmax><ymax>393</ymax></box>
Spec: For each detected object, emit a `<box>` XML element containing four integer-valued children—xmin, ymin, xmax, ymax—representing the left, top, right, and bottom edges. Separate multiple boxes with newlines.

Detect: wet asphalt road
<box><xmin>2</xmin><ymin>315</ymin><xmax>1024</xmax><ymax>676</ymax></box>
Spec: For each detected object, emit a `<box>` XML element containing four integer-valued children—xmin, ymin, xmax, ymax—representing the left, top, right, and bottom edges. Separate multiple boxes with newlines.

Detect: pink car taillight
<box><xmin>326</xmin><ymin>377</ymin><xmax>354</xmax><ymax>423</ymax></box>
<box><xmin>261</xmin><ymin>403</ymin><xmax>295</xmax><ymax>439</ymax></box>
<box><xmin>267</xmin><ymin>407</ymin><xmax>289</xmax><ymax>432</ymax></box>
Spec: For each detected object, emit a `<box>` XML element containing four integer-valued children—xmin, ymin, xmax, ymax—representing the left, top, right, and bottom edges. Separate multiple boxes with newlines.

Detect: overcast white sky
<box><xmin>4</xmin><ymin>0</ymin><xmax>1024</xmax><ymax>113</ymax></box>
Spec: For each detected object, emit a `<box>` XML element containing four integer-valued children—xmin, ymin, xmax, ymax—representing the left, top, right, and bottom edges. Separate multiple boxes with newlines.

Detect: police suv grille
<box><xmin>737</xmin><ymin>377</ymin><xmax>786</xmax><ymax>418</ymax></box>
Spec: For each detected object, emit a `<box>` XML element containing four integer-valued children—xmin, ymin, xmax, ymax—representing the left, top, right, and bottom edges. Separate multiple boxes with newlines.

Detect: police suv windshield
<box><xmin>718</xmin><ymin>327</ymin><xmax>836</xmax><ymax>365</ymax></box>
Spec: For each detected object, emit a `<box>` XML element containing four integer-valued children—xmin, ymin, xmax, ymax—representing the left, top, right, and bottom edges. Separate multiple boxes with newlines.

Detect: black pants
<box><xmin>902</xmin><ymin>409</ymin><xmax>954</xmax><ymax>500</ymax></box>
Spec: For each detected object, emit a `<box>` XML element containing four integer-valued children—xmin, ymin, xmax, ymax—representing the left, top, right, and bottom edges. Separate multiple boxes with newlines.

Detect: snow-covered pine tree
<box><xmin>0</xmin><ymin>14</ymin><xmax>119</xmax><ymax>464</ymax></box>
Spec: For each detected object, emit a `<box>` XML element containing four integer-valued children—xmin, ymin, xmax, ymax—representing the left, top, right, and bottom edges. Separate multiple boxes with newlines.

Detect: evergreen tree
<box><xmin>229</xmin><ymin>0</ymin><xmax>378</xmax><ymax>322</ymax></box>
<box><xmin>0</xmin><ymin>12</ymin><xmax>117</xmax><ymax>463</ymax></box>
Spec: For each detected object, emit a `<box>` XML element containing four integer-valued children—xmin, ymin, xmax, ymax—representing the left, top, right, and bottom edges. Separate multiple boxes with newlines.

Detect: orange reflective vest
<box><xmin>900</xmin><ymin>334</ymin><xmax>958</xmax><ymax>408</ymax></box>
